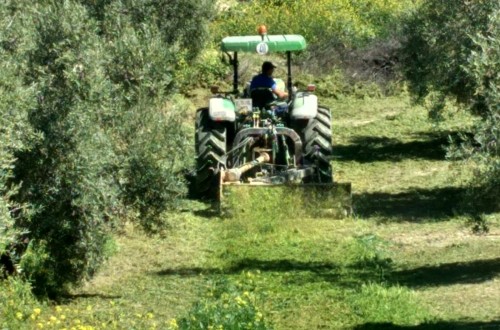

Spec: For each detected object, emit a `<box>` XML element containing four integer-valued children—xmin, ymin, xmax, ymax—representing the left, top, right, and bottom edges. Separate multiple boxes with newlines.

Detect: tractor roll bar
<box><xmin>232</xmin><ymin>127</ymin><xmax>303</xmax><ymax>166</ymax></box>
<box><xmin>232</xmin><ymin>52</ymin><xmax>238</xmax><ymax>94</ymax></box>
<box><xmin>287</xmin><ymin>51</ymin><xmax>292</xmax><ymax>102</ymax></box>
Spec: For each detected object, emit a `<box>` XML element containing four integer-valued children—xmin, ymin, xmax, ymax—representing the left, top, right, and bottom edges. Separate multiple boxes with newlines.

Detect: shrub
<box><xmin>8</xmin><ymin>1</ymin><xmax>122</xmax><ymax>296</ymax></box>
<box><xmin>401</xmin><ymin>1</ymin><xmax>499</xmax><ymax>219</ymax></box>
<box><xmin>121</xmin><ymin>96</ymin><xmax>194</xmax><ymax>233</ymax></box>
<box><xmin>1</xmin><ymin>0</ymin><xmax>214</xmax><ymax>296</ymax></box>
<box><xmin>400</xmin><ymin>0</ymin><xmax>497</xmax><ymax>115</ymax></box>
<box><xmin>0</xmin><ymin>2</ymin><xmax>38</xmax><ymax>272</ymax></box>
<box><xmin>0</xmin><ymin>277</ymin><xmax>42</xmax><ymax>329</ymax></box>
<box><xmin>461</xmin><ymin>10</ymin><xmax>499</xmax><ymax>216</ymax></box>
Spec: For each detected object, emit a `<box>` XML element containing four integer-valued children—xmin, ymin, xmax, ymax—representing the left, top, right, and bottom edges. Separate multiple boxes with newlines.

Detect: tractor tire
<box><xmin>195</xmin><ymin>108</ymin><xmax>227</xmax><ymax>199</ymax></box>
<box><xmin>301</xmin><ymin>106</ymin><xmax>333</xmax><ymax>183</ymax></box>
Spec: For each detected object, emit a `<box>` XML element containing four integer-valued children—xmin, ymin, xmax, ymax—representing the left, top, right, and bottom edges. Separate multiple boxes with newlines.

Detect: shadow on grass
<box><xmin>333</xmin><ymin>135</ymin><xmax>448</xmax><ymax>163</ymax></box>
<box><xmin>354</xmin><ymin>185</ymin><xmax>498</xmax><ymax>221</ymax></box>
<box><xmin>393</xmin><ymin>257</ymin><xmax>500</xmax><ymax>287</ymax></box>
<box><xmin>192</xmin><ymin>207</ymin><xmax>220</xmax><ymax>218</ymax></box>
<box><xmin>354</xmin><ymin>320</ymin><xmax>500</xmax><ymax>329</ymax></box>
<box><xmin>59</xmin><ymin>293</ymin><xmax>121</xmax><ymax>303</ymax></box>
<box><xmin>155</xmin><ymin>257</ymin><xmax>500</xmax><ymax>289</ymax></box>
<box><xmin>353</xmin><ymin>186</ymin><xmax>465</xmax><ymax>221</ymax></box>
<box><xmin>156</xmin><ymin>259</ymin><xmax>339</xmax><ymax>277</ymax></box>
<box><xmin>155</xmin><ymin>258</ymin><xmax>385</xmax><ymax>288</ymax></box>
<box><xmin>231</xmin><ymin>258</ymin><xmax>338</xmax><ymax>273</ymax></box>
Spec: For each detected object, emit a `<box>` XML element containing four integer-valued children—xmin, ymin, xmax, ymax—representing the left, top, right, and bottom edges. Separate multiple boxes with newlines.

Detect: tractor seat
<box><xmin>250</xmin><ymin>88</ymin><xmax>276</xmax><ymax>109</ymax></box>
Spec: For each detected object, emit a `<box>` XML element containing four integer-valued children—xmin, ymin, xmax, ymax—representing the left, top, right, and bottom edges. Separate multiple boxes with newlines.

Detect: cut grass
<box><xmin>58</xmin><ymin>94</ymin><xmax>500</xmax><ymax>328</ymax></box>
<box><xmin>3</xmin><ymin>94</ymin><xmax>499</xmax><ymax>329</ymax></box>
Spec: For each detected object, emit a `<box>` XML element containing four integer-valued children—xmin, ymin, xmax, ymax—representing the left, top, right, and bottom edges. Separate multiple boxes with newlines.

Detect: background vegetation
<box><xmin>211</xmin><ymin>0</ymin><xmax>420</xmax><ymax>90</ymax></box>
<box><xmin>213</xmin><ymin>0</ymin><xmax>415</xmax><ymax>51</ymax></box>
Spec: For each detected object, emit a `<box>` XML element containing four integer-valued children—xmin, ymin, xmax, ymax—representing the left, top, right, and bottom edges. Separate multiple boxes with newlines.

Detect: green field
<box><xmin>6</xmin><ymin>94</ymin><xmax>499</xmax><ymax>329</ymax></box>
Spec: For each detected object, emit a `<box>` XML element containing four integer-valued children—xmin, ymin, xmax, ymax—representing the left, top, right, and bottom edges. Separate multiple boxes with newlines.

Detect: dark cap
<box><xmin>262</xmin><ymin>61</ymin><xmax>277</xmax><ymax>72</ymax></box>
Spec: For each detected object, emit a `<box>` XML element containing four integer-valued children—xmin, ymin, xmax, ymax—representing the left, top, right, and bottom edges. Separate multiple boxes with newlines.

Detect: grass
<box><xmin>2</xmin><ymin>93</ymin><xmax>499</xmax><ymax>329</ymax></box>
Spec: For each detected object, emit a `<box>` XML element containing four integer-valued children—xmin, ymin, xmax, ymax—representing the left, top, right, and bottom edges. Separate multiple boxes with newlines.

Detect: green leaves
<box><xmin>212</xmin><ymin>0</ymin><xmax>417</xmax><ymax>49</ymax></box>
<box><xmin>401</xmin><ymin>0</ymin><xmax>498</xmax><ymax>112</ymax></box>
<box><xmin>1</xmin><ymin>0</ymin><xmax>213</xmax><ymax>296</ymax></box>
<box><xmin>401</xmin><ymin>0</ymin><xmax>500</xmax><ymax>217</ymax></box>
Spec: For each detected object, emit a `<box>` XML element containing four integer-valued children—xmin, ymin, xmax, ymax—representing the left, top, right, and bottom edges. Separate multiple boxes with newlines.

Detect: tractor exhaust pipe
<box><xmin>223</xmin><ymin>152</ymin><xmax>270</xmax><ymax>183</ymax></box>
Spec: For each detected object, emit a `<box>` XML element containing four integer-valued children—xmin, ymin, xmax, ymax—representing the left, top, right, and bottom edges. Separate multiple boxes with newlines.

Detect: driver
<box><xmin>250</xmin><ymin>61</ymin><xmax>288</xmax><ymax>100</ymax></box>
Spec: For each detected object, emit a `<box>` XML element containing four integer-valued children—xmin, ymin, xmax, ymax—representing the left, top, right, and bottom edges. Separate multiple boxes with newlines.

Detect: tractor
<box><xmin>195</xmin><ymin>27</ymin><xmax>351</xmax><ymax>217</ymax></box>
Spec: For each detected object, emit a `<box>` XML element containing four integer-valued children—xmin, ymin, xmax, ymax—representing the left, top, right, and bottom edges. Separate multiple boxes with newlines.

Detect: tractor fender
<box><xmin>209</xmin><ymin>98</ymin><xmax>236</xmax><ymax>122</ymax></box>
<box><xmin>291</xmin><ymin>92</ymin><xmax>318</xmax><ymax>120</ymax></box>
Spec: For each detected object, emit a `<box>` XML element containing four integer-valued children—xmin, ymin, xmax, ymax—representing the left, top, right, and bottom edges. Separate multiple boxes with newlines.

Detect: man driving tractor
<box><xmin>250</xmin><ymin>61</ymin><xmax>289</xmax><ymax>100</ymax></box>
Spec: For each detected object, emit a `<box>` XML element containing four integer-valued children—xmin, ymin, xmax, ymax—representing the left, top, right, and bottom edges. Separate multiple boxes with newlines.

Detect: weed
<box><xmin>177</xmin><ymin>274</ymin><xmax>272</xmax><ymax>330</ymax></box>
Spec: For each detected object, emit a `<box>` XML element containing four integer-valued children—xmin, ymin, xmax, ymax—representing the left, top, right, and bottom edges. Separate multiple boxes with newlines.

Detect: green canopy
<box><xmin>221</xmin><ymin>35</ymin><xmax>307</xmax><ymax>53</ymax></box>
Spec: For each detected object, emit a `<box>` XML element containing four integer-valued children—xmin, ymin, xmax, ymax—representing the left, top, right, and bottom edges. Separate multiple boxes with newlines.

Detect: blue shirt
<box><xmin>250</xmin><ymin>74</ymin><xmax>276</xmax><ymax>90</ymax></box>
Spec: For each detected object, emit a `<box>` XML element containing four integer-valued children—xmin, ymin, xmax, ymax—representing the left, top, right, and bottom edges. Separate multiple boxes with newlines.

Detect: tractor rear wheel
<box><xmin>301</xmin><ymin>106</ymin><xmax>333</xmax><ymax>183</ymax></box>
<box><xmin>195</xmin><ymin>108</ymin><xmax>227</xmax><ymax>199</ymax></box>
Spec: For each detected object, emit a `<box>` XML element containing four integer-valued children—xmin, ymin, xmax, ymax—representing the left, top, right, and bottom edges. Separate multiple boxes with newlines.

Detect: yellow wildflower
<box><xmin>50</xmin><ymin>315</ymin><xmax>57</xmax><ymax>322</ymax></box>
<box><xmin>16</xmin><ymin>312</ymin><xmax>23</xmax><ymax>320</ymax></box>
<box><xmin>147</xmin><ymin>312</ymin><xmax>154</xmax><ymax>319</ymax></box>
<box><xmin>168</xmin><ymin>318</ymin><xmax>179</xmax><ymax>330</ymax></box>
<box><xmin>55</xmin><ymin>306</ymin><xmax>62</xmax><ymax>313</ymax></box>
<box><xmin>36</xmin><ymin>323</ymin><xmax>44</xmax><ymax>329</ymax></box>
<box><xmin>86</xmin><ymin>305</ymin><xmax>92</xmax><ymax>311</ymax></box>
<box><xmin>235</xmin><ymin>296</ymin><xmax>247</xmax><ymax>306</ymax></box>
<box><xmin>60</xmin><ymin>314</ymin><xmax>66</xmax><ymax>320</ymax></box>
<box><xmin>34</xmin><ymin>308</ymin><xmax>42</xmax><ymax>315</ymax></box>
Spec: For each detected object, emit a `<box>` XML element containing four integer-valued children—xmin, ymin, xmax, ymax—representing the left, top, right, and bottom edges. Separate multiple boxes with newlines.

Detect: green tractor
<box><xmin>195</xmin><ymin>28</ymin><xmax>351</xmax><ymax>217</ymax></box>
